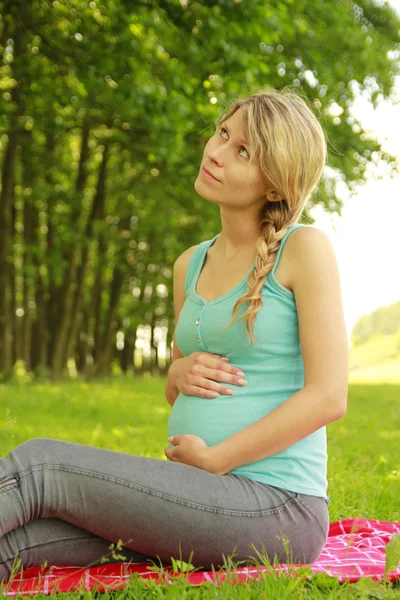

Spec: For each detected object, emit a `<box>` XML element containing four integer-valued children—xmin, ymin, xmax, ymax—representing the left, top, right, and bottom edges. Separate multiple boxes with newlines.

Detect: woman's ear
<box><xmin>265</xmin><ymin>189</ymin><xmax>284</xmax><ymax>203</ymax></box>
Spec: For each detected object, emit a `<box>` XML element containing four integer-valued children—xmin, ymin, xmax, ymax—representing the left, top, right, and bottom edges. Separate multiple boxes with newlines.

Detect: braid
<box><xmin>220</xmin><ymin>202</ymin><xmax>302</xmax><ymax>346</ymax></box>
<box><xmin>217</xmin><ymin>87</ymin><xmax>327</xmax><ymax>344</ymax></box>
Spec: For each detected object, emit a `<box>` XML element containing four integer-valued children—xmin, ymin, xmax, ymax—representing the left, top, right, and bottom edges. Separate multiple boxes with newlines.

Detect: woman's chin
<box><xmin>194</xmin><ymin>178</ymin><xmax>220</xmax><ymax>202</ymax></box>
<box><xmin>194</xmin><ymin>175</ymin><xmax>204</xmax><ymax>193</ymax></box>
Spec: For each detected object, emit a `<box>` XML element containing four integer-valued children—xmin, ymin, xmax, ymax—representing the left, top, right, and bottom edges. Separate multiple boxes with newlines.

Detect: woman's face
<box><xmin>194</xmin><ymin>106</ymin><xmax>268</xmax><ymax>209</ymax></box>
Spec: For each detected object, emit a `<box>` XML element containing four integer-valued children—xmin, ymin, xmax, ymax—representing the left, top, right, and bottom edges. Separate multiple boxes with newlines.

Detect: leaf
<box><xmin>171</xmin><ymin>558</ymin><xmax>196</xmax><ymax>574</ymax></box>
<box><xmin>294</xmin><ymin>566</ymin><xmax>314</xmax><ymax>578</ymax></box>
<box><xmin>309</xmin><ymin>573</ymin><xmax>340</xmax><ymax>588</ymax></box>
<box><xmin>353</xmin><ymin>577</ymin><xmax>385</xmax><ymax>599</ymax></box>
<box><xmin>385</xmin><ymin>533</ymin><xmax>400</xmax><ymax>574</ymax></box>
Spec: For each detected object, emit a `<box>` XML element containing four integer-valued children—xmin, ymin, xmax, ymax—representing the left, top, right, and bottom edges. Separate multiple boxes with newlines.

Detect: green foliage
<box><xmin>11</xmin><ymin>360</ymin><xmax>33</xmax><ymax>385</ymax></box>
<box><xmin>385</xmin><ymin>533</ymin><xmax>400</xmax><ymax>576</ymax></box>
<box><xmin>349</xmin><ymin>330</ymin><xmax>400</xmax><ymax>370</ymax></box>
<box><xmin>170</xmin><ymin>557</ymin><xmax>197</xmax><ymax>575</ymax></box>
<box><xmin>100</xmin><ymin>539</ymin><xmax>129</xmax><ymax>564</ymax></box>
<box><xmin>308</xmin><ymin>572</ymin><xmax>341</xmax><ymax>589</ymax></box>
<box><xmin>353</xmin><ymin>576</ymin><xmax>390</xmax><ymax>599</ymax></box>
<box><xmin>1</xmin><ymin>0</ymin><xmax>400</xmax><ymax>379</ymax></box>
<box><xmin>351</xmin><ymin>300</ymin><xmax>400</xmax><ymax>346</ymax></box>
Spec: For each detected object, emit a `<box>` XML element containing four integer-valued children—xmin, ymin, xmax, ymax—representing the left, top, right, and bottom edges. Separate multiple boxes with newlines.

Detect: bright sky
<box><xmin>310</xmin><ymin>52</ymin><xmax>400</xmax><ymax>347</ymax></box>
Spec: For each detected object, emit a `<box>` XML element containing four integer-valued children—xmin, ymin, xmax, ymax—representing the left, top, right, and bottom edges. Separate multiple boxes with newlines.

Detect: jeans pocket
<box><xmin>298</xmin><ymin>495</ymin><xmax>329</xmax><ymax>539</ymax></box>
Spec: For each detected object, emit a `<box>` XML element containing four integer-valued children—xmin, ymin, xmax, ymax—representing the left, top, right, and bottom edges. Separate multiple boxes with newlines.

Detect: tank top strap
<box><xmin>272</xmin><ymin>223</ymin><xmax>308</xmax><ymax>277</ymax></box>
<box><xmin>185</xmin><ymin>234</ymin><xmax>219</xmax><ymax>295</ymax></box>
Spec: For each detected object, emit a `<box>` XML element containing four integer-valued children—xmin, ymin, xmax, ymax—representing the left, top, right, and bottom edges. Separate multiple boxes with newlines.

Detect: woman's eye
<box><xmin>219</xmin><ymin>127</ymin><xmax>249</xmax><ymax>158</ymax></box>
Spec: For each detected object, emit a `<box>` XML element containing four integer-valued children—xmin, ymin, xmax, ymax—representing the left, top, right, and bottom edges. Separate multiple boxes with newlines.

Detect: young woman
<box><xmin>0</xmin><ymin>88</ymin><xmax>348</xmax><ymax>580</ymax></box>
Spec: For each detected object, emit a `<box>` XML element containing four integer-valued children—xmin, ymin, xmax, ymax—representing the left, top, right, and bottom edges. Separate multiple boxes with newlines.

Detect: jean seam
<box><xmin>0</xmin><ymin>536</ymin><xmax>113</xmax><ymax>568</ymax></box>
<box><xmin>17</xmin><ymin>464</ymin><xmax>299</xmax><ymax>518</ymax></box>
<box><xmin>0</xmin><ymin>484</ymin><xmax>18</xmax><ymax>496</ymax></box>
<box><xmin>296</xmin><ymin>496</ymin><xmax>327</xmax><ymax>539</ymax></box>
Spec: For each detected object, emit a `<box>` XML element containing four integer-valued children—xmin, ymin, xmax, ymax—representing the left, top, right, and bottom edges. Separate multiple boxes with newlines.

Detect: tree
<box><xmin>0</xmin><ymin>0</ymin><xmax>399</xmax><ymax>378</ymax></box>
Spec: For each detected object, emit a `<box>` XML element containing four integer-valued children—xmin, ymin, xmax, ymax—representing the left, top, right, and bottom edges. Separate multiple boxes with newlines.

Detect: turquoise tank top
<box><xmin>167</xmin><ymin>224</ymin><xmax>329</xmax><ymax>501</ymax></box>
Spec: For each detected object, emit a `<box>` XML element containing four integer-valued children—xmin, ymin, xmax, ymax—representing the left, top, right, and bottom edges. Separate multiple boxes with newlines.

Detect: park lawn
<box><xmin>0</xmin><ymin>377</ymin><xmax>399</xmax><ymax>598</ymax></box>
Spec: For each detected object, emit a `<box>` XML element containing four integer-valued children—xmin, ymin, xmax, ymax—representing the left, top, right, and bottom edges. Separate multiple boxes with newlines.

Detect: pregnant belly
<box><xmin>167</xmin><ymin>392</ymin><xmax>276</xmax><ymax>447</ymax></box>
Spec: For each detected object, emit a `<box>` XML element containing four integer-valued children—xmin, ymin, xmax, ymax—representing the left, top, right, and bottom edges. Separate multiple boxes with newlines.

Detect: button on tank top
<box><xmin>168</xmin><ymin>224</ymin><xmax>329</xmax><ymax>500</ymax></box>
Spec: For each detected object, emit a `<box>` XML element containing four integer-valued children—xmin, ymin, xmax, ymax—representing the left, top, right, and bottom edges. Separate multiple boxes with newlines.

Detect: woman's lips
<box><xmin>201</xmin><ymin>167</ymin><xmax>221</xmax><ymax>182</ymax></box>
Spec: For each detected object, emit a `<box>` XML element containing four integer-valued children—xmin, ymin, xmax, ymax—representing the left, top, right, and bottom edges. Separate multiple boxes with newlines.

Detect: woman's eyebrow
<box><xmin>222</xmin><ymin>123</ymin><xmax>249</xmax><ymax>146</ymax></box>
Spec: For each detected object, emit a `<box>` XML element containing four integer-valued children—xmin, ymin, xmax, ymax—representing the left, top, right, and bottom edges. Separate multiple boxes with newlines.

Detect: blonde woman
<box><xmin>0</xmin><ymin>89</ymin><xmax>348</xmax><ymax>578</ymax></box>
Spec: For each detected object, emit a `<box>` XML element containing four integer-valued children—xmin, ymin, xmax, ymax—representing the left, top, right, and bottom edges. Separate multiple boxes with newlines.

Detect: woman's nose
<box><xmin>207</xmin><ymin>144</ymin><xmax>224</xmax><ymax>166</ymax></box>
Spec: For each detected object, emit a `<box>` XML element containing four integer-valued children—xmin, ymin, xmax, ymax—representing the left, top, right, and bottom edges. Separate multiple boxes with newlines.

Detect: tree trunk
<box><xmin>95</xmin><ymin>264</ymin><xmax>124</xmax><ymax>376</ymax></box>
<box><xmin>50</xmin><ymin>122</ymin><xmax>96</xmax><ymax>379</ymax></box>
<box><xmin>58</xmin><ymin>120</ymin><xmax>91</xmax><ymax>366</ymax></box>
<box><xmin>37</xmin><ymin>131</ymin><xmax>57</xmax><ymax>371</ymax></box>
<box><xmin>21</xmin><ymin>133</ymin><xmax>36</xmax><ymax>371</ymax></box>
<box><xmin>32</xmin><ymin>270</ymin><xmax>48</xmax><ymax>373</ymax></box>
<box><xmin>8</xmin><ymin>200</ymin><xmax>17</xmax><ymax>370</ymax></box>
<box><xmin>92</xmin><ymin>241</ymin><xmax>107</xmax><ymax>363</ymax></box>
<box><xmin>0</xmin><ymin>88</ymin><xmax>20</xmax><ymax>373</ymax></box>
<box><xmin>76</xmin><ymin>307</ymin><xmax>91</xmax><ymax>375</ymax></box>
<box><xmin>150</xmin><ymin>311</ymin><xmax>160</xmax><ymax>377</ymax></box>
<box><xmin>120</xmin><ymin>336</ymin><xmax>133</xmax><ymax>374</ymax></box>
<box><xmin>65</xmin><ymin>188</ymin><xmax>107</xmax><ymax>368</ymax></box>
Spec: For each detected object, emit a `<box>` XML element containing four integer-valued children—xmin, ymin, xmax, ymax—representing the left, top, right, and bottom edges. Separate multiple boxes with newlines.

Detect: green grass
<box><xmin>0</xmin><ymin>376</ymin><xmax>399</xmax><ymax>598</ymax></box>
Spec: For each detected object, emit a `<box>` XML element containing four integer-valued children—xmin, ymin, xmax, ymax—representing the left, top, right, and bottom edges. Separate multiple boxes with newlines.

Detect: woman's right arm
<box><xmin>165</xmin><ymin>245</ymin><xmax>247</xmax><ymax>407</ymax></box>
<box><xmin>164</xmin><ymin>245</ymin><xmax>198</xmax><ymax>407</ymax></box>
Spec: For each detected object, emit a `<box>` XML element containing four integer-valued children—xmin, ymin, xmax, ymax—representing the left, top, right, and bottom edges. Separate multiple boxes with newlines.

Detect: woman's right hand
<box><xmin>169</xmin><ymin>352</ymin><xmax>247</xmax><ymax>399</ymax></box>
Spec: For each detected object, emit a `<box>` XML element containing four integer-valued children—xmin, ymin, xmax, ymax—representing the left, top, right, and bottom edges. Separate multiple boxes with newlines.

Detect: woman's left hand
<box><xmin>164</xmin><ymin>434</ymin><xmax>212</xmax><ymax>472</ymax></box>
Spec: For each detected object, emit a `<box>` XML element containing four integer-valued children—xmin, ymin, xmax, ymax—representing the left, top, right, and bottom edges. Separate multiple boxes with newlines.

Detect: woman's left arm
<box><xmin>206</xmin><ymin>227</ymin><xmax>349</xmax><ymax>476</ymax></box>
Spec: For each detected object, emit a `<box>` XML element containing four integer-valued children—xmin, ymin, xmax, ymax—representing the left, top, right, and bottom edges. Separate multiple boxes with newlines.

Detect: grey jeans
<box><xmin>0</xmin><ymin>438</ymin><xmax>329</xmax><ymax>581</ymax></box>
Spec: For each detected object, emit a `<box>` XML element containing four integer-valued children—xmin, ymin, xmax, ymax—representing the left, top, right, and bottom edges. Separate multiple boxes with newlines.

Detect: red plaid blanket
<box><xmin>2</xmin><ymin>518</ymin><xmax>400</xmax><ymax>596</ymax></box>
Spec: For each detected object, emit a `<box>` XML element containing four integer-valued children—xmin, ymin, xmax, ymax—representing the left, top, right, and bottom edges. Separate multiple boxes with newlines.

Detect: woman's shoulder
<box><xmin>284</xmin><ymin>225</ymin><xmax>338</xmax><ymax>289</ymax></box>
<box><xmin>285</xmin><ymin>224</ymin><xmax>333</xmax><ymax>252</ymax></box>
<box><xmin>174</xmin><ymin>233</ymin><xmax>218</xmax><ymax>268</ymax></box>
<box><xmin>173</xmin><ymin>243</ymin><xmax>200</xmax><ymax>276</ymax></box>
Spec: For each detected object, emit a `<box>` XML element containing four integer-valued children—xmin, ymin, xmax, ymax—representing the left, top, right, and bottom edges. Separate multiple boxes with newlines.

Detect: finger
<box><xmin>196</xmin><ymin>363</ymin><xmax>244</xmax><ymax>386</ymax></box>
<box><xmin>184</xmin><ymin>366</ymin><xmax>212</xmax><ymax>391</ymax></box>
<box><xmin>187</xmin><ymin>385</ymin><xmax>220</xmax><ymax>399</ymax></box>
<box><xmin>197</xmin><ymin>376</ymin><xmax>234</xmax><ymax>396</ymax></box>
<box><xmin>190</xmin><ymin>362</ymin><xmax>239</xmax><ymax>396</ymax></box>
<box><xmin>188</xmin><ymin>365</ymin><xmax>237</xmax><ymax>396</ymax></box>
<box><xmin>190</xmin><ymin>379</ymin><xmax>235</xmax><ymax>398</ymax></box>
<box><xmin>165</xmin><ymin>449</ymin><xmax>175</xmax><ymax>461</ymax></box>
<box><xmin>210</xmin><ymin>355</ymin><xmax>231</xmax><ymax>365</ymax></box>
<box><xmin>212</xmin><ymin>356</ymin><xmax>245</xmax><ymax>378</ymax></box>
<box><xmin>208</xmin><ymin>353</ymin><xmax>228</xmax><ymax>361</ymax></box>
<box><xmin>203</xmin><ymin>354</ymin><xmax>232</xmax><ymax>371</ymax></box>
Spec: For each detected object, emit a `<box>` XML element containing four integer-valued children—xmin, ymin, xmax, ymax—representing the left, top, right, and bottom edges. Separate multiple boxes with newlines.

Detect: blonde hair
<box><xmin>219</xmin><ymin>87</ymin><xmax>327</xmax><ymax>346</ymax></box>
